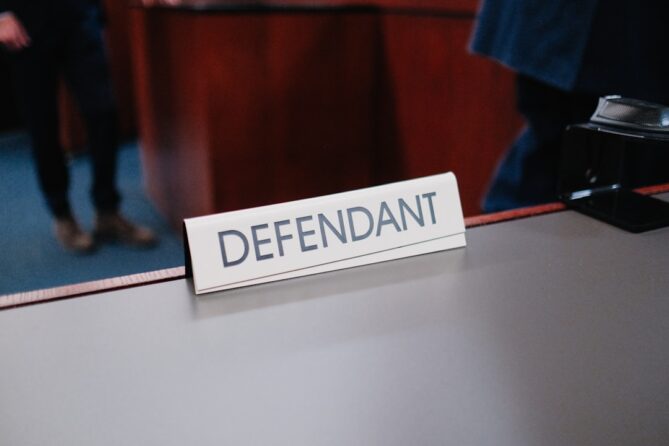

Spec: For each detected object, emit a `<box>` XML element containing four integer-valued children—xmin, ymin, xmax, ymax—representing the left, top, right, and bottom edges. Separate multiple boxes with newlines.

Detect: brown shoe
<box><xmin>54</xmin><ymin>216</ymin><xmax>95</xmax><ymax>254</ymax></box>
<box><xmin>94</xmin><ymin>212</ymin><xmax>158</xmax><ymax>248</ymax></box>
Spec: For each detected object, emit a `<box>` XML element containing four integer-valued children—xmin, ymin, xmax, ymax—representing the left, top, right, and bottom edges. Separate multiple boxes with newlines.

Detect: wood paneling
<box><xmin>131</xmin><ymin>2</ymin><xmax>522</xmax><ymax>227</ymax></box>
<box><xmin>381</xmin><ymin>14</ymin><xmax>521</xmax><ymax>214</ymax></box>
<box><xmin>131</xmin><ymin>10</ymin><xmax>216</xmax><ymax>224</ymax></box>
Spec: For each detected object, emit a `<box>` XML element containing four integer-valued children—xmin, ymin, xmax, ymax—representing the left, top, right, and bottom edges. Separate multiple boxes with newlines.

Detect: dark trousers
<box><xmin>483</xmin><ymin>75</ymin><xmax>598</xmax><ymax>213</ymax></box>
<box><xmin>10</xmin><ymin>6</ymin><xmax>119</xmax><ymax>218</ymax></box>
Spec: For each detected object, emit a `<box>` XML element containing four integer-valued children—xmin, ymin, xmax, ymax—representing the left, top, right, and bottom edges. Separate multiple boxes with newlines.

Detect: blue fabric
<box><xmin>482</xmin><ymin>75</ymin><xmax>598</xmax><ymax>212</ymax></box>
<box><xmin>471</xmin><ymin>0</ymin><xmax>599</xmax><ymax>91</ymax></box>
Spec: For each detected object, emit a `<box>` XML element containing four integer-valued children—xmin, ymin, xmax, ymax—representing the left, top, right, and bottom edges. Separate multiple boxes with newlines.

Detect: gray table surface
<box><xmin>1</xmin><ymin>203</ymin><xmax>668</xmax><ymax>446</ymax></box>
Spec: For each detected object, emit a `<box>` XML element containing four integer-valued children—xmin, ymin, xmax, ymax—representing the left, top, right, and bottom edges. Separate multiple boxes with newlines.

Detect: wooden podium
<box><xmin>131</xmin><ymin>0</ymin><xmax>522</xmax><ymax>228</ymax></box>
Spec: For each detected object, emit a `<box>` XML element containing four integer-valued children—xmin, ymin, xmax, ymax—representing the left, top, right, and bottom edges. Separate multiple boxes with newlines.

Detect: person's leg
<box><xmin>10</xmin><ymin>40</ymin><xmax>95</xmax><ymax>253</ymax></box>
<box><xmin>11</xmin><ymin>44</ymin><xmax>72</xmax><ymax>218</ymax></box>
<box><xmin>483</xmin><ymin>75</ymin><xmax>598</xmax><ymax>213</ymax></box>
<box><xmin>61</xmin><ymin>7</ymin><xmax>120</xmax><ymax>214</ymax></box>
<box><xmin>62</xmin><ymin>6</ymin><xmax>156</xmax><ymax>247</ymax></box>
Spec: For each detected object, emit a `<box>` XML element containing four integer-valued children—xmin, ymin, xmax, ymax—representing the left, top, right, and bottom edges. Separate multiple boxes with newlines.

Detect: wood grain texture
<box><xmin>4</xmin><ymin>182</ymin><xmax>668</xmax><ymax>311</ymax></box>
<box><xmin>380</xmin><ymin>14</ymin><xmax>521</xmax><ymax>214</ymax></box>
<box><xmin>634</xmin><ymin>182</ymin><xmax>669</xmax><ymax>196</ymax></box>
<box><xmin>0</xmin><ymin>267</ymin><xmax>185</xmax><ymax>311</ymax></box>
<box><xmin>464</xmin><ymin>203</ymin><xmax>567</xmax><ymax>228</ymax></box>
<box><xmin>131</xmin><ymin>9</ymin><xmax>217</xmax><ymax>226</ymax></box>
<box><xmin>132</xmin><ymin>3</ymin><xmax>521</xmax><ymax>228</ymax></box>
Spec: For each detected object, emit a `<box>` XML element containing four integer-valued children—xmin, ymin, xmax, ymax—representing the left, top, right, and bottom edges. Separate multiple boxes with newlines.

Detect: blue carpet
<box><xmin>0</xmin><ymin>132</ymin><xmax>184</xmax><ymax>295</ymax></box>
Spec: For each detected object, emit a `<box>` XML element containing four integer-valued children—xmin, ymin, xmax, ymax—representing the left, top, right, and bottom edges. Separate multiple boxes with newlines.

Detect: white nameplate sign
<box><xmin>184</xmin><ymin>172</ymin><xmax>466</xmax><ymax>294</ymax></box>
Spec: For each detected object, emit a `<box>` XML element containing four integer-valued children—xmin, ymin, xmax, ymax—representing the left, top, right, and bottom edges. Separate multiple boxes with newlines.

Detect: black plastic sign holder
<box><xmin>558</xmin><ymin>121</ymin><xmax>669</xmax><ymax>233</ymax></box>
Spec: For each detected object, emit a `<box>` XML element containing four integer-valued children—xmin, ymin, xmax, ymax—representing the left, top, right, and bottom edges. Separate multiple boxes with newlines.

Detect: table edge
<box><xmin>2</xmin><ymin>182</ymin><xmax>668</xmax><ymax>310</ymax></box>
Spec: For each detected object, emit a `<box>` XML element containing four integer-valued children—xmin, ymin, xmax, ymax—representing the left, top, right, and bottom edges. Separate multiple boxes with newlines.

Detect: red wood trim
<box><xmin>634</xmin><ymin>182</ymin><xmax>669</xmax><ymax>196</ymax></box>
<box><xmin>464</xmin><ymin>182</ymin><xmax>669</xmax><ymax>228</ymax></box>
<box><xmin>464</xmin><ymin>202</ymin><xmax>567</xmax><ymax>228</ymax></box>
<box><xmin>0</xmin><ymin>267</ymin><xmax>185</xmax><ymax>311</ymax></box>
<box><xmin>2</xmin><ymin>182</ymin><xmax>668</xmax><ymax>311</ymax></box>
